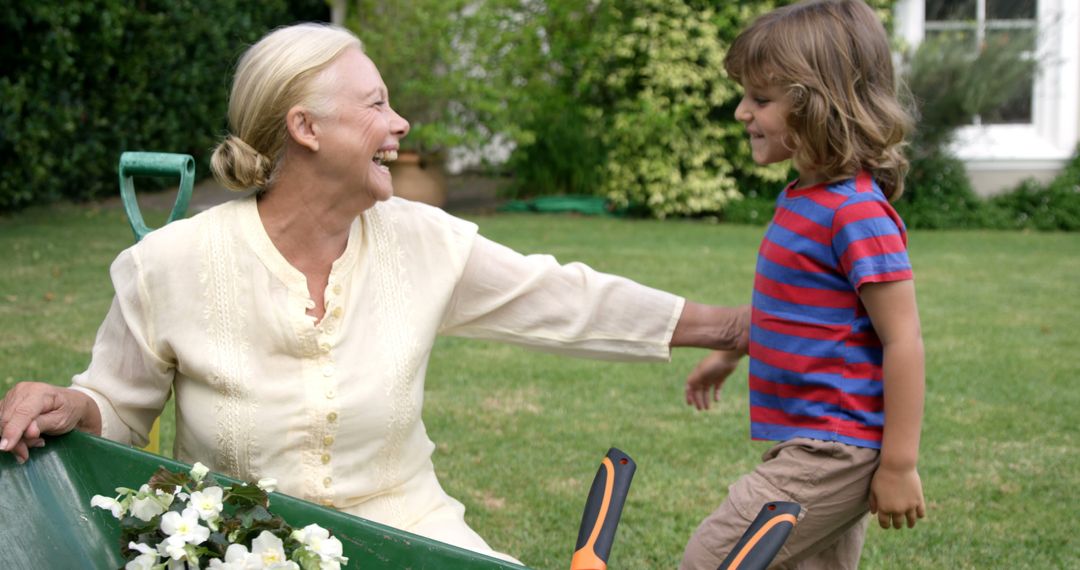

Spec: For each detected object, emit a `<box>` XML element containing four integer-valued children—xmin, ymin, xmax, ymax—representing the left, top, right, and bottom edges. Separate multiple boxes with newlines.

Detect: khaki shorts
<box><xmin>681</xmin><ymin>438</ymin><xmax>880</xmax><ymax>570</ymax></box>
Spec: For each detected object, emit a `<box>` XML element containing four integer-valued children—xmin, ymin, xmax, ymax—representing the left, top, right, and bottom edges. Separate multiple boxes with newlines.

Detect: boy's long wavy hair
<box><xmin>725</xmin><ymin>0</ymin><xmax>913</xmax><ymax>200</ymax></box>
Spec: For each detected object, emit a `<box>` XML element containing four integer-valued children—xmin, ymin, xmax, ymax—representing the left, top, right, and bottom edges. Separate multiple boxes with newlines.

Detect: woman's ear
<box><xmin>286</xmin><ymin>106</ymin><xmax>319</xmax><ymax>152</ymax></box>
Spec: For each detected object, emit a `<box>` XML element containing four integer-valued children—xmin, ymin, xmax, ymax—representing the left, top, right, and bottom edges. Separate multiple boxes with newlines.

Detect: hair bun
<box><xmin>210</xmin><ymin>135</ymin><xmax>273</xmax><ymax>192</ymax></box>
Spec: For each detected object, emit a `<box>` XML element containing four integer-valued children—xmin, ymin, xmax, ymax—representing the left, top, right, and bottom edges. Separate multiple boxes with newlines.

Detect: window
<box><xmin>924</xmin><ymin>0</ymin><xmax>1036</xmax><ymax>125</ymax></box>
<box><xmin>895</xmin><ymin>0</ymin><xmax>1078</xmax><ymax>167</ymax></box>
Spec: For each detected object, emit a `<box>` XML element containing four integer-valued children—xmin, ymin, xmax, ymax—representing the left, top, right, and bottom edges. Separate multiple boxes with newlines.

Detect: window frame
<box><xmin>895</xmin><ymin>0</ymin><xmax>1079</xmax><ymax>169</ymax></box>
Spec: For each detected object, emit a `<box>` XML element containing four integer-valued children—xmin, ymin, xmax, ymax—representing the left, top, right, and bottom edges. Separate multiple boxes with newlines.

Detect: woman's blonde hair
<box><xmin>210</xmin><ymin>23</ymin><xmax>362</xmax><ymax>192</ymax></box>
<box><xmin>725</xmin><ymin>0</ymin><xmax>913</xmax><ymax>200</ymax></box>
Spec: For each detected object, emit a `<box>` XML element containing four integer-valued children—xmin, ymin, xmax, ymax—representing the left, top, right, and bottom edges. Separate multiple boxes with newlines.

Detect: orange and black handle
<box><xmin>717</xmin><ymin>501</ymin><xmax>801</xmax><ymax>570</ymax></box>
<box><xmin>570</xmin><ymin>448</ymin><xmax>636</xmax><ymax>570</ymax></box>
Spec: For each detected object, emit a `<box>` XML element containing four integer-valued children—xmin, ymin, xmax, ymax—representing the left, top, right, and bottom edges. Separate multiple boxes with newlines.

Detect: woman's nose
<box><xmin>391</xmin><ymin>109</ymin><xmax>410</xmax><ymax>138</ymax></box>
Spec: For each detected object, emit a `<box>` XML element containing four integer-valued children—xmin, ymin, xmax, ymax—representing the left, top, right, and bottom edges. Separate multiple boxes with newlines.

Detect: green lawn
<box><xmin>2</xmin><ymin>203</ymin><xmax>1078</xmax><ymax>569</ymax></box>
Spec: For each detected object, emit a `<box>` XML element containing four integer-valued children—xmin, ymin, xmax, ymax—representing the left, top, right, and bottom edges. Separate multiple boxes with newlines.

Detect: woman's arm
<box><xmin>671</xmin><ymin>302</ymin><xmax>750</xmax><ymax>352</ymax></box>
<box><xmin>861</xmin><ymin>279</ymin><xmax>926</xmax><ymax>529</ymax></box>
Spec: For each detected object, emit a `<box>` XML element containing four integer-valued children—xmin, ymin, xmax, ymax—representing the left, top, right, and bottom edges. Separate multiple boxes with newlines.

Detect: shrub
<box><xmin>0</xmin><ymin>0</ymin><xmax>325</xmax><ymax>211</ymax></box>
<box><xmin>988</xmin><ymin>149</ymin><xmax>1080</xmax><ymax>231</ymax></box>
<box><xmin>894</xmin><ymin>152</ymin><xmax>994</xmax><ymax>230</ymax></box>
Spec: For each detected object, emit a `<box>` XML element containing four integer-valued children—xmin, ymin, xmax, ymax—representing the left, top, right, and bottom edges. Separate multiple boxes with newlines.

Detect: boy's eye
<box><xmin>754</xmin><ymin>97</ymin><xmax>770</xmax><ymax>105</ymax></box>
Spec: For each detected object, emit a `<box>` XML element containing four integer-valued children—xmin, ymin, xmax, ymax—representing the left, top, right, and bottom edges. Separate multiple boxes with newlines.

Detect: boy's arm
<box><xmin>860</xmin><ymin>279</ymin><xmax>927</xmax><ymax>529</ymax></box>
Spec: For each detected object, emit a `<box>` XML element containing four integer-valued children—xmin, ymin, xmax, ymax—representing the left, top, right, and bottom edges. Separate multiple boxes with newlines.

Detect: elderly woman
<box><xmin>0</xmin><ymin>24</ymin><xmax>746</xmax><ymax>563</ymax></box>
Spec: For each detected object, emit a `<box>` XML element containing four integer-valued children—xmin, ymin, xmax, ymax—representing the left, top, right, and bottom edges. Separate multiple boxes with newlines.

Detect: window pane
<box><xmin>983</xmin><ymin>90</ymin><xmax>1032</xmax><ymax>124</ymax></box>
<box><xmin>926</xmin><ymin>0</ymin><xmax>975</xmax><ymax>21</ymax></box>
<box><xmin>985</xmin><ymin>28</ymin><xmax>1035</xmax><ymax>53</ymax></box>
<box><xmin>924</xmin><ymin>28</ymin><xmax>977</xmax><ymax>51</ymax></box>
<box><xmin>987</xmin><ymin>0</ymin><xmax>1036</xmax><ymax>20</ymax></box>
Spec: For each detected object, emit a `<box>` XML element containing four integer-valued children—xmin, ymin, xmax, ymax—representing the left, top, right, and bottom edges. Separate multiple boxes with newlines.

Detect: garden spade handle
<box><xmin>570</xmin><ymin>448</ymin><xmax>636</xmax><ymax>570</ymax></box>
<box><xmin>717</xmin><ymin>501</ymin><xmax>800</xmax><ymax>570</ymax></box>
<box><xmin>118</xmin><ymin>151</ymin><xmax>194</xmax><ymax>242</ymax></box>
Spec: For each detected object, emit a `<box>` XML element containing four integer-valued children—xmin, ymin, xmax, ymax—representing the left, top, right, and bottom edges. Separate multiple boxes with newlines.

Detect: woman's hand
<box><xmin>869</xmin><ymin>464</ymin><xmax>926</xmax><ymax>529</ymax></box>
<box><xmin>685</xmin><ymin>350</ymin><xmax>745</xmax><ymax>410</ymax></box>
<box><xmin>0</xmin><ymin>382</ymin><xmax>101</xmax><ymax>464</ymax></box>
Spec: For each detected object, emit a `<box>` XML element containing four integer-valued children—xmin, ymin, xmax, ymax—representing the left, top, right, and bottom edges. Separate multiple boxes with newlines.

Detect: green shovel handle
<box><xmin>118</xmin><ymin>152</ymin><xmax>195</xmax><ymax>242</ymax></box>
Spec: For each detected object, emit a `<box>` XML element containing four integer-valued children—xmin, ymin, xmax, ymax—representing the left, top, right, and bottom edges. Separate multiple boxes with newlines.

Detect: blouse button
<box><xmin>321</xmin><ymin>453</ymin><xmax>331</xmax><ymax>464</ymax></box>
<box><xmin>323</xmin><ymin>436</ymin><xmax>334</xmax><ymax>446</ymax></box>
<box><xmin>323</xmin><ymin>477</ymin><xmax>332</xmax><ymax>488</ymax></box>
<box><xmin>322</xmin><ymin>365</ymin><xmax>335</xmax><ymax>377</ymax></box>
<box><xmin>320</xmin><ymin>343</ymin><xmax>331</xmax><ymax>354</ymax></box>
<box><xmin>325</xmin><ymin>389</ymin><xmax>336</xmax><ymax>399</ymax></box>
<box><xmin>333</xmin><ymin>284</ymin><xmax>342</xmax><ymax>295</ymax></box>
<box><xmin>327</xmin><ymin>412</ymin><xmax>338</xmax><ymax>422</ymax></box>
<box><xmin>320</xmin><ymin>498</ymin><xmax>334</xmax><ymax>507</ymax></box>
<box><xmin>331</xmin><ymin>307</ymin><xmax>343</xmax><ymax>319</ymax></box>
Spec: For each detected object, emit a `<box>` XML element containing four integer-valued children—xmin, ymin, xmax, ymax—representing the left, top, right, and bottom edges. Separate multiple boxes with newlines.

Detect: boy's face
<box><xmin>734</xmin><ymin>83</ymin><xmax>794</xmax><ymax>166</ymax></box>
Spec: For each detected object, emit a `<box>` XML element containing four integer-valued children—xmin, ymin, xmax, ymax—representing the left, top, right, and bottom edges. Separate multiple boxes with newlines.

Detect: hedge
<box><xmin>0</xmin><ymin>0</ymin><xmax>326</xmax><ymax>211</ymax></box>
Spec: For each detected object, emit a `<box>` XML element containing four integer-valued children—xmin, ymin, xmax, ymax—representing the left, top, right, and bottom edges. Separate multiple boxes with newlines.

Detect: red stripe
<box><xmin>840</xmin><ymin>233</ymin><xmax>908</xmax><ymax>272</ymax></box>
<box><xmin>804</xmin><ymin>189</ymin><xmax>849</xmax><ymax>210</ymax></box>
<box><xmin>854</xmin><ymin>270</ymin><xmax>913</xmax><ymax>290</ymax></box>
<box><xmin>753</xmin><ymin>310</ymin><xmax>850</xmax><ymax>342</ymax></box>
<box><xmin>750</xmin><ymin>374</ymin><xmax>882</xmax><ymax>413</ymax></box>
<box><xmin>835</xmin><ymin>200</ymin><xmax>892</xmax><ymax>226</ymax></box>
<box><xmin>755</xmin><ymin>273</ymin><xmax>855</xmax><ymax>309</ymax></box>
<box><xmin>750</xmin><ymin>340</ymin><xmax>844</xmax><ymax>375</ymax></box>
<box><xmin>751</xmin><ymin>405</ymin><xmax>883</xmax><ymax>441</ymax></box>
<box><xmin>759</xmin><ymin>240</ymin><xmax>832</xmax><ymax>274</ymax></box>
<box><xmin>751</xmin><ymin>340</ymin><xmax>883</xmax><ymax>381</ymax></box>
<box><xmin>773</xmin><ymin>207</ymin><xmax>831</xmax><ymax>246</ymax></box>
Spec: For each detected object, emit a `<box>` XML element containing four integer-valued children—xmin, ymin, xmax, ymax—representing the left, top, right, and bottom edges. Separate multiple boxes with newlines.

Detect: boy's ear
<box><xmin>285</xmin><ymin>106</ymin><xmax>319</xmax><ymax>152</ymax></box>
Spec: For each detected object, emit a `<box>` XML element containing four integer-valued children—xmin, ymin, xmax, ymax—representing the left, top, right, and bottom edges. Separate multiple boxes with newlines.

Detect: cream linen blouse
<box><xmin>70</xmin><ymin>195</ymin><xmax>683</xmax><ymax>541</ymax></box>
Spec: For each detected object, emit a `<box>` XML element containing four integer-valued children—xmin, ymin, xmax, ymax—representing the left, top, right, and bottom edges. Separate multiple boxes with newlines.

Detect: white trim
<box><xmin>894</xmin><ymin>0</ymin><xmax>1079</xmax><ymax>164</ymax></box>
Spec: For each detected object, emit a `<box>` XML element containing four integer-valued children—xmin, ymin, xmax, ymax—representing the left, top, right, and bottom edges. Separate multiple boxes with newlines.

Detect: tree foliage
<box><xmin>0</xmin><ymin>0</ymin><xmax>325</xmax><ymax>210</ymax></box>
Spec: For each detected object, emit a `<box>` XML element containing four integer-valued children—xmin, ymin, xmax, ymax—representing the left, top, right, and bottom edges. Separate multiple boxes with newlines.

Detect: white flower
<box><xmin>124</xmin><ymin>542</ymin><xmax>159</xmax><ymax>570</ymax></box>
<box><xmin>208</xmin><ymin>544</ymin><xmax>255</xmax><ymax>569</ymax></box>
<box><xmin>91</xmin><ymin>495</ymin><xmax>126</xmax><ymax>519</ymax></box>
<box><xmin>189</xmin><ymin>486</ymin><xmax>225</xmax><ymax>521</ymax></box>
<box><xmin>130</xmin><ymin>495</ymin><xmax>167</xmax><ymax>522</ymax></box>
<box><xmin>257</xmin><ymin>478</ymin><xmax>278</xmax><ymax>493</ymax></box>
<box><xmin>156</xmin><ymin>536</ymin><xmax>189</xmax><ymax>561</ymax></box>
<box><xmin>124</xmin><ymin>553</ymin><xmax>158</xmax><ymax>570</ymax></box>
<box><xmin>160</xmin><ymin>507</ymin><xmax>210</xmax><ymax>545</ymax></box>
<box><xmin>190</xmin><ymin>462</ymin><xmax>210</xmax><ymax>482</ymax></box>
<box><xmin>251</xmin><ymin>531</ymin><xmax>300</xmax><ymax>569</ymax></box>
<box><xmin>293</xmin><ymin>524</ymin><xmax>348</xmax><ymax>566</ymax></box>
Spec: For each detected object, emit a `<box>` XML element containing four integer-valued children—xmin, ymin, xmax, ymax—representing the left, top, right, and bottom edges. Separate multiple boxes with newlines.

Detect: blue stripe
<box><xmin>751</xmin><ymin>323</ymin><xmax>843</xmax><ymax>359</ymax></box>
<box><xmin>833</xmin><ymin>215</ymin><xmax>903</xmax><ymax>256</ymax></box>
<box><xmin>752</xmin><ymin>289</ymin><xmax>855</xmax><ymax>325</ymax></box>
<box><xmin>756</xmin><ymin>254</ymin><xmax>850</xmax><ymax>291</ymax></box>
<box><xmin>750</xmin><ymin>423</ymin><xmax>882</xmax><ymax>449</ymax></box>
<box><xmin>776</xmin><ymin>197</ymin><xmax>836</xmax><ymax>228</ymax></box>
<box><xmin>762</xmin><ymin>225</ymin><xmax>834</xmax><ymax>268</ymax></box>
<box><xmin>847</xmin><ymin>252</ymin><xmax>912</xmax><ymax>285</ymax></box>
<box><xmin>750</xmin><ymin>390</ymin><xmax>884</xmax><ymax>427</ymax></box>
<box><xmin>752</xmin><ymin>324</ymin><xmax>882</xmax><ymax>364</ymax></box>
<box><xmin>749</xmin><ymin>359</ymin><xmax>883</xmax><ymax>396</ymax></box>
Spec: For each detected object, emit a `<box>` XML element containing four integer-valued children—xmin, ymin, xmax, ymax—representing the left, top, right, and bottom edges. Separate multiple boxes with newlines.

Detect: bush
<box><xmin>0</xmin><ymin>0</ymin><xmax>326</xmax><ymax>211</ymax></box>
<box><xmin>988</xmin><ymin>150</ymin><xmax>1080</xmax><ymax>231</ymax></box>
<box><xmin>894</xmin><ymin>152</ymin><xmax>995</xmax><ymax>230</ymax></box>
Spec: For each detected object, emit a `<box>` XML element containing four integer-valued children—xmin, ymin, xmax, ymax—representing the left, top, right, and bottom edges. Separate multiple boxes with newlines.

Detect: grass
<box><xmin>2</xmin><ymin>203</ymin><xmax>1078</xmax><ymax>569</ymax></box>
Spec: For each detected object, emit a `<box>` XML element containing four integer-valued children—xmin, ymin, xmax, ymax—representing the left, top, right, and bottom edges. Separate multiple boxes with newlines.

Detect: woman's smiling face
<box><xmin>314</xmin><ymin>48</ymin><xmax>410</xmax><ymax>204</ymax></box>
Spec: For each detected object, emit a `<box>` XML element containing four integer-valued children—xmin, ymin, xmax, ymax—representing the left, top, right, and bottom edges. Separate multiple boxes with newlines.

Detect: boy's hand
<box><xmin>869</xmin><ymin>465</ymin><xmax>926</xmax><ymax>529</ymax></box>
<box><xmin>685</xmin><ymin>350</ymin><xmax>744</xmax><ymax>410</ymax></box>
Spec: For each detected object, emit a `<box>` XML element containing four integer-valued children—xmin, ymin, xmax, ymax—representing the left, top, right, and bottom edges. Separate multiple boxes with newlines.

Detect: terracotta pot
<box><xmin>389</xmin><ymin>151</ymin><xmax>447</xmax><ymax>207</ymax></box>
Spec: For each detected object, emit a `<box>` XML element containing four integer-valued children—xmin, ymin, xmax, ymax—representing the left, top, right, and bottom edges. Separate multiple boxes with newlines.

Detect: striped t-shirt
<box><xmin>748</xmin><ymin>172</ymin><xmax>913</xmax><ymax>449</ymax></box>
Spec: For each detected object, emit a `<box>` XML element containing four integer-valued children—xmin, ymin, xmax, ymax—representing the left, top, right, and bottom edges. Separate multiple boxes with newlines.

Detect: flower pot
<box><xmin>389</xmin><ymin>151</ymin><xmax>447</xmax><ymax>207</ymax></box>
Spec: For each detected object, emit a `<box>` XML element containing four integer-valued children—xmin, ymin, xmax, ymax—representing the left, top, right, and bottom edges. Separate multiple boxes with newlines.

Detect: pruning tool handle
<box><xmin>570</xmin><ymin>447</ymin><xmax>636</xmax><ymax>570</ymax></box>
<box><xmin>717</xmin><ymin>501</ymin><xmax>801</xmax><ymax>570</ymax></box>
<box><xmin>118</xmin><ymin>151</ymin><xmax>195</xmax><ymax>242</ymax></box>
